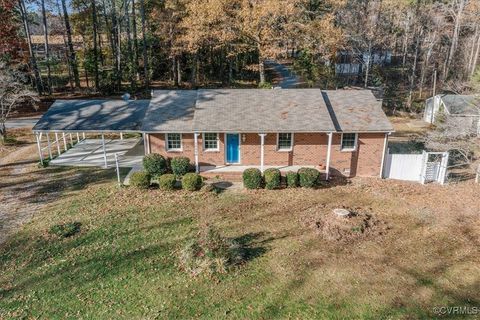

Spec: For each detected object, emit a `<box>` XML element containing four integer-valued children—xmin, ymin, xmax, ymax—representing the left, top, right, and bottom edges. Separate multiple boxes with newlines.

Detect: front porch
<box><xmin>199</xmin><ymin>164</ymin><xmax>326</xmax><ymax>181</ymax></box>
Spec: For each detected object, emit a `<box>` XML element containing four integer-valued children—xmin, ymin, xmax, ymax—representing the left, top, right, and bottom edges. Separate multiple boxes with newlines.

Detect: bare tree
<box><xmin>40</xmin><ymin>0</ymin><xmax>52</xmax><ymax>94</ymax></box>
<box><xmin>61</xmin><ymin>0</ymin><xmax>81</xmax><ymax>89</ymax></box>
<box><xmin>0</xmin><ymin>63</ymin><xmax>38</xmax><ymax>143</ymax></box>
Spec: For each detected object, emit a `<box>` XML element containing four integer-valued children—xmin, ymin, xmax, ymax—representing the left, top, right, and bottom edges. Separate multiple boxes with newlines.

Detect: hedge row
<box><xmin>142</xmin><ymin>154</ymin><xmax>193</xmax><ymax>177</ymax></box>
<box><xmin>242</xmin><ymin>168</ymin><xmax>321</xmax><ymax>189</ymax></box>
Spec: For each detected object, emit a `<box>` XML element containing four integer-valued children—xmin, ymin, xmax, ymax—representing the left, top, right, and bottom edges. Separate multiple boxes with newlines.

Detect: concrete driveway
<box><xmin>49</xmin><ymin>138</ymin><xmax>144</xmax><ymax>168</ymax></box>
<box><xmin>5</xmin><ymin>117</ymin><xmax>41</xmax><ymax>129</ymax></box>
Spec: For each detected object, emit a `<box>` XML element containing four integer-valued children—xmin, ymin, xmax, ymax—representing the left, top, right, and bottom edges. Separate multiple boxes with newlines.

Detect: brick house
<box><xmin>142</xmin><ymin>89</ymin><xmax>393</xmax><ymax>179</ymax></box>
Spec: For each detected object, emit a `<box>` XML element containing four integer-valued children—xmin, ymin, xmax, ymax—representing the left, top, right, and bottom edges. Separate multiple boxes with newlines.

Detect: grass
<box><xmin>0</xmin><ymin>173</ymin><xmax>479</xmax><ymax>319</ymax></box>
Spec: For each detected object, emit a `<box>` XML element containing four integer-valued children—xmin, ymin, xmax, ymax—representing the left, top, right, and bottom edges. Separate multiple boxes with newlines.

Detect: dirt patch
<box><xmin>303</xmin><ymin>206</ymin><xmax>390</xmax><ymax>244</ymax></box>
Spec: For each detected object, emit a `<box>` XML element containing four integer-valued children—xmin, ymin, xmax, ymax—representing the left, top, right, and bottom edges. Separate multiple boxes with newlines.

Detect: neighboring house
<box><xmin>33</xmin><ymin>89</ymin><xmax>394</xmax><ymax>179</ymax></box>
<box><xmin>424</xmin><ymin>94</ymin><xmax>480</xmax><ymax>134</ymax></box>
<box><xmin>334</xmin><ymin>50</ymin><xmax>392</xmax><ymax>76</ymax></box>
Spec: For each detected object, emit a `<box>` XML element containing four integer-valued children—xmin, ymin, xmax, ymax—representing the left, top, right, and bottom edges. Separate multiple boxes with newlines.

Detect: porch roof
<box><xmin>33</xmin><ymin>99</ymin><xmax>149</xmax><ymax>132</ymax></box>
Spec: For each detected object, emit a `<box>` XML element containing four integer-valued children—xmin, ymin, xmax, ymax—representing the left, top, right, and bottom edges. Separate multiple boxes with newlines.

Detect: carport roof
<box><xmin>33</xmin><ymin>99</ymin><xmax>150</xmax><ymax>132</ymax></box>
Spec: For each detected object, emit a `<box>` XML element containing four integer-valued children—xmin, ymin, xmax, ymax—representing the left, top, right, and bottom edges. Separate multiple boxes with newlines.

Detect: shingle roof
<box><xmin>441</xmin><ymin>95</ymin><xmax>480</xmax><ymax>116</ymax></box>
<box><xmin>34</xmin><ymin>89</ymin><xmax>393</xmax><ymax>133</ymax></box>
<box><xmin>322</xmin><ymin>90</ymin><xmax>394</xmax><ymax>132</ymax></box>
<box><xmin>192</xmin><ymin>89</ymin><xmax>335</xmax><ymax>133</ymax></box>
<box><xmin>141</xmin><ymin>90</ymin><xmax>196</xmax><ymax>132</ymax></box>
<box><xmin>33</xmin><ymin>99</ymin><xmax>149</xmax><ymax>132</ymax></box>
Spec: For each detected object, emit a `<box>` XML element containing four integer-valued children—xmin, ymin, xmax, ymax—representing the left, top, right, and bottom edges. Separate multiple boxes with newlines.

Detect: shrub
<box><xmin>129</xmin><ymin>171</ymin><xmax>151</xmax><ymax>189</ymax></box>
<box><xmin>182</xmin><ymin>173</ymin><xmax>203</xmax><ymax>191</ymax></box>
<box><xmin>178</xmin><ymin>226</ymin><xmax>244</xmax><ymax>276</ymax></box>
<box><xmin>171</xmin><ymin>157</ymin><xmax>191</xmax><ymax>177</ymax></box>
<box><xmin>49</xmin><ymin>222</ymin><xmax>81</xmax><ymax>238</ymax></box>
<box><xmin>286</xmin><ymin>171</ymin><xmax>299</xmax><ymax>188</ymax></box>
<box><xmin>242</xmin><ymin>168</ymin><xmax>263</xmax><ymax>189</ymax></box>
<box><xmin>298</xmin><ymin>167</ymin><xmax>320</xmax><ymax>188</ymax></box>
<box><xmin>263</xmin><ymin>168</ymin><xmax>281</xmax><ymax>190</ymax></box>
<box><xmin>158</xmin><ymin>174</ymin><xmax>176</xmax><ymax>190</ymax></box>
<box><xmin>143</xmin><ymin>153</ymin><xmax>168</xmax><ymax>176</ymax></box>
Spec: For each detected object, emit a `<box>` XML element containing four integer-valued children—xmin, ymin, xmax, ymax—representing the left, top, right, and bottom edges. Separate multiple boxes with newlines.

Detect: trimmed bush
<box><xmin>286</xmin><ymin>171</ymin><xmax>299</xmax><ymax>188</ymax></box>
<box><xmin>178</xmin><ymin>226</ymin><xmax>244</xmax><ymax>277</ymax></box>
<box><xmin>158</xmin><ymin>174</ymin><xmax>176</xmax><ymax>190</ymax></box>
<box><xmin>182</xmin><ymin>173</ymin><xmax>203</xmax><ymax>191</ymax></box>
<box><xmin>242</xmin><ymin>168</ymin><xmax>263</xmax><ymax>189</ymax></box>
<box><xmin>49</xmin><ymin>222</ymin><xmax>81</xmax><ymax>238</ymax></box>
<box><xmin>143</xmin><ymin>153</ymin><xmax>168</xmax><ymax>176</ymax></box>
<box><xmin>298</xmin><ymin>167</ymin><xmax>320</xmax><ymax>188</ymax></box>
<box><xmin>129</xmin><ymin>171</ymin><xmax>151</xmax><ymax>189</ymax></box>
<box><xmin>171</xmin><ymin>157</ymin><xmax>191</xmax><ymax>177</ymax></box>
<box><xmin>264</xmin><ymin>168</ymin><xmax>281</xmax><ymax>190</ymax></box>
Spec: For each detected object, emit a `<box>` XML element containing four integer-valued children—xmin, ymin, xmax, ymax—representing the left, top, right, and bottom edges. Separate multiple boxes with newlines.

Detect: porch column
<box><xmin>259</xmin><ymin>133</ymin><xmax>266</xmax><ymax>172</ymax></box>
<box><xmin>325</xmin><ymin>132</ymin><xmax>333</xmax><ymax>180</ymax></box>
<box><xmin>62</xmin><ymin>132</ymin><xmax>68</xmax><ymax>151</ymax></box>
<box><xmin>46</xmin><ymin>133</ymin><xmax>53</xmax><ymax>159</ymax></box>
<box><xmin>379</xmin><ymin>133</ymin><xmax>389</xmax><ymax>178</ymax></box>
<box><xmin>55</xmin><ymin>132</ymin><xmax>61</xmax><ymax>155</ymax></box>
<box><xmin>101</xmin><ymin>133</ymin><xmax>108</xmax><ymax>168</ymax></box>
<box><xmin>120</xmin><ymin>132</ymin><xmax>124</xmax><ymax>140</ymax></box>
<box><xmin>194</xmin><ymin>132</ymin><xmax>200</xmax><ymax>173</ymax></box>
<box><xmin>82</xmin><ymin>132</ymin><xmax>86</xmax><ymax>140</ymax></box>
<box><xmin>76</xmin><ymin>133</ymin><xmax>80</xmax><ymax>142</ymax></box>
<box><xmin>69</xmin><ymin>133</ymin><xmax>73</xmax><ymax>146</ymax></box>
<box><xmin>35</xmin><ymin>132</ymin><xmax>43</xmax><ymax>165</ymax></box>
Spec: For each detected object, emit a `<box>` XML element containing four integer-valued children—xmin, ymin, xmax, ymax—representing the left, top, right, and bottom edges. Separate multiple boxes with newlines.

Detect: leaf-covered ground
<box><xmin>1</xmin><ymin>170</ymin><xmax>479</xmax><ymax>319</ymax></box>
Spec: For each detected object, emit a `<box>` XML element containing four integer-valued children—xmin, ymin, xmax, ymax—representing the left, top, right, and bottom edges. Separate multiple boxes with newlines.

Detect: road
<box><xmin>5</xmin><ymin>117</ymin><xmax>41</xmax><ymax>129</ymax></box>
<box><xmin>265</xmin><ymin>60</ymin><xmax>300</xmax><ymax>88</ymax></box>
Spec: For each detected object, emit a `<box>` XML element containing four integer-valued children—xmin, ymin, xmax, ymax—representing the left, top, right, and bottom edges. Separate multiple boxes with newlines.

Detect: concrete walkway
<box><xmin>265</xmin><ymin>60</ymin><xmax>300</xmax><ymax>88</ymax></box>
<box><xmin>5</xmin><ymin>117</ymin><xmax>41</xmax><ymax>129</ymax></box>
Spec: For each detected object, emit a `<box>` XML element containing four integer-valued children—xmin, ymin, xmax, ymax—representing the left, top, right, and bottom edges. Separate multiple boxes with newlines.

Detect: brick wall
<box><xmin>147</xmin><ymin>132</ymin><xmax>386</xmax><ymax>177</ymax></box>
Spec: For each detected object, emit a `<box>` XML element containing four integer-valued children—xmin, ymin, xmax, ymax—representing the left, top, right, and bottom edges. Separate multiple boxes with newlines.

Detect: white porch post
<box><xmin>46</xmin><ymin>133</ymin><xmax>53</xmax><ymax>159</ymax></box>
<box><xmin>62</xmin><ymin>132</ymin><xmax>68</xmax><ymax>151</ymax></box>
<box><xmin>55</xmin><ymin>132</ymin><xmax>61</xmax><ymax>155</ymax></box>
<box><xmin>326</xmin><ymin>132</ymin><xmax>333</xmax><ymax>180</ymax></box>
<box><xmin>101</xmin><ymin>133</ymin><xmax>108</xmax><ymax>168</ymax></box>
<box><xmin>194</xmin><ymin>132</ymin><xmax>200</xmax><ymax>173</ymax></box>
<box><xmin>120</xmin><ymin>132</ymin><xmax>124</xmax><ymax>140</ymax></box>
<box><xmin>259</xmin><ymin>133</ymin><xmax>266</xmax><ymax>172</ymax></box>
<box><xmin>143</xmin><ymin>133</ymin><xmax>148</xmax><ymax>154</ymax></box>
<box><xmin>35</xmin><ymin>132</ymin><xmax>43</xmax><ymax>165</ymax></box>
<box><xmin>76</xmin><ymin>133</ymin><xmax>80</xmax><ymax>142</ymax></box>
<box><xmin>69</xmin><ymin>133</ymin><xmax>73</xmax><ymax>146</ymax></box>
<box><xmin>82</xmin><ymin>132</ymin><xmax>86</xmax><ymax>140</ymax></box>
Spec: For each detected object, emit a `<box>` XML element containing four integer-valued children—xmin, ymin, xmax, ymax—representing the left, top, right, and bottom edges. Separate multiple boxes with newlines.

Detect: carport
<box><xmin>32</xmin><ymin>99</ymin><xmax>149</xmax><ymax>168</ymax></box>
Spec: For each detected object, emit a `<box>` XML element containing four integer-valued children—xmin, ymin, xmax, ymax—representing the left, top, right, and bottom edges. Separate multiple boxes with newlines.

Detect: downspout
<box><xmin>194</xmin><ymin>132</ymin><xmax>200</xmax><ymax>173</ymax></box>
<box><xmin>379</xmin><ymin>132</ymin><xmax>390</xmax><ymax>178</ymax></box>
<box><xmin>259</xmin><ymin>133</ymin><xmax>266</xmax><ymax>172</ymax></box>
<box><xmin>325</xmin><ymin>132</ymin><xmax>333</xmax><ymax>180</ymax></box>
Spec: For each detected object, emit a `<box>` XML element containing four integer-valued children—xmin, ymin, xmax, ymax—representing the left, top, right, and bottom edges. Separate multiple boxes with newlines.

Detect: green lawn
<box><xmin>1</xmin><ymin>171</ymin><xmax>479</xmax><ymax>319</ymax></box>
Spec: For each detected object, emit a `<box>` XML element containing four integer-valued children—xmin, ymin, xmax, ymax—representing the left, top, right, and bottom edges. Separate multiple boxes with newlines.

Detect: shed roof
<box><xmin>441</xmin><ymin>95</ymin><xmax>480</xmax><ymax>116</ymax></box>
<box><xmin>32</xmin><ymin>99</ymin><xmax>149</xmax><ymax>132</ymax></box>
<box><xmin>191</xmin><ymin>89</ymin><xmax>335</xmax><ymax>133</ymax></box>
<box><xmin>323</xmin><ymin>90</ymin><xmax>394</xmax><ymax>132</ymax></box>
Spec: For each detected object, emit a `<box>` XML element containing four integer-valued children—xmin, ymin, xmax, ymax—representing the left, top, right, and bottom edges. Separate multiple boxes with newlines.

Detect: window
<box><xmin>341</xmin><ymin>133</ymin><xmax>357</xmax><ymax>151</ymax></box>
<box><xmin>277</xmin><ymin>133</ymin><xmax>293</xmax><ymax>151</ymax></box>
<box><xmin>203</xmin><ymin>133</ymin><xmax>219</xmax><ymax>151</ymax></box>
<box><xmin>166</xmin><ymin>133</ymin><xmax>182</xmax><ymax>151</ymax></box>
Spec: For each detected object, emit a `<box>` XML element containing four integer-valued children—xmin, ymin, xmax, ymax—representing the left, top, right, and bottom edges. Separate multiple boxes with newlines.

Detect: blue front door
<box><xmin>226</xmin><ymin>134</ymin><xmax>240</xmax><ymax>164</ymax></box>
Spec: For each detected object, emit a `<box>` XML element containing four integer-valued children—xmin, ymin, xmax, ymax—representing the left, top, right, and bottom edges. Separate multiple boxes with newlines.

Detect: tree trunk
<box><xmin>131</xmin><ymin>0</ymin><xmax>140</xmax><ymax>80</ymax></box>
<box><xmin>177</xmin><ymin>58</ymin><xmax>181</xmax><ymax>84</ymax></box>
<box><xmin>445</xmin><ymin>0</ymin><xmax>465</xmax><ymax>78</ymax></box>
<box><xmin>61</xmin><ymin>0</ymin><xmax>81</xmax><ymax>89</ymax></box>
<box><xmin>55</xmin><ymin>0</ymin><xmax>73</xmax><ymax>91</ymax></box>
<box><xmin>364</xmin><ymin>42</ymin><xmax>372</xmax><ymax>88</ymax></box>
<box><xmin>470</xmin><ymin>29</ymin><xmax>480</xmax><ymax>77</ymax></box>
<box><xmin>259</xmin><ymin>59</ymin><xmax>265</xmax><ymax>84</ymax></box>
<box><xmin>407</xmin><ymin>27</ymin><xmax>423</xmax><ymax>111</ymax></box>
<box><xmin>173</xmin><ymin>56</ymin><xmax>178</xmax><ymax>86</ymax></box>
<box><xmin>124</xmin><ymin>0</ymin><xmax>135</xmax><ymax>89</ymax></box>
<box><xmin>0</xmin><ymin>122</ymin><xmax>6</xmax><ymax>144</ymax></box>
<box><xmin>41</xmin><ymin>0</ymin><xmax>52</xmax><ymax>94</ymax></box>
<box><xmin>111</xmin><ymin>0</ymin><xmax>121</xmax><ymax>91</ymax></box>
<box><xmin>91</xmin><ymin>0</ymin><xmax>99</xmax><ymax>91</ymax></box>
<box><xmin>190</xmin><ymin>53</ymin><xmax>198</xmax><ymax>87</ymax></box>
<box><xmin>18</xmin><ymin>0</ymin><xmax>43</xmax><ymax>95</ymax></box>
<box><xmin>139</xmin><ymin>0</ymin><xmax>149</xmax><ymax>87</ymax></box>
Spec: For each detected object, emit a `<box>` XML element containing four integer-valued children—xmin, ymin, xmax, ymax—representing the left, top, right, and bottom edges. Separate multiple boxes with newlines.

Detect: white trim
<box><xmin>380</xmin><ymin>133</ymin><xmax>389</xmax><ymax>178</ymax></box>
<box><xmin>259</xmin><ymin>133</ymin><xmax>267</xmax><ymax>172</ymax></box>
<box><xmin>165</xmin><ymin>133</ymin><xmax>183</xmax><ymax>152</ymax></box>
<box><xmin>326</xmin><ymin>132</ymin><xmax>333</xmax><ymax>180</ymax></box>
<box><xmin>340</xmin><ymin>133</ymin><xmax>358</xmax><ymax>152</ymax></box>
<box><xmin>224</xmin><ymin>133</ymin><xmax>241</xmax><ymax>164</ymax></box>
<box><xmin>194</xmin><ymin>132</ymin><xmax>200</xmax><ymax>173</ymax></box>
<box><xmin>202</xmin><ymin>132</ymin><xmax>220</xmax><ymax>152</ymax></box>
<box><xmin>276</xmin><ymin>132</ymin><xmax>294</xmax><ymax>152</ymax></box>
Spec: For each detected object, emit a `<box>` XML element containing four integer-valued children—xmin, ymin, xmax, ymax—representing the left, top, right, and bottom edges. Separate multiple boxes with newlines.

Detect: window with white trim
<box><xmin>341</xmin><ymin>133</ymin><xmax>357</xmax><ymax>151</ymax></box>
<box><xmin>166</xmin><ymin>133</ymin><xmax>182</xmax><ymax>151</ymax></box>
<box><xmin>203</xmin><ymin>133</ymin><xmax>219</xmax><ymax>151</ymax></box>
<box><xmin>277</xmin><ymin>133</ymin><xmax>293</xmax><ymax>151</ymax></box>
